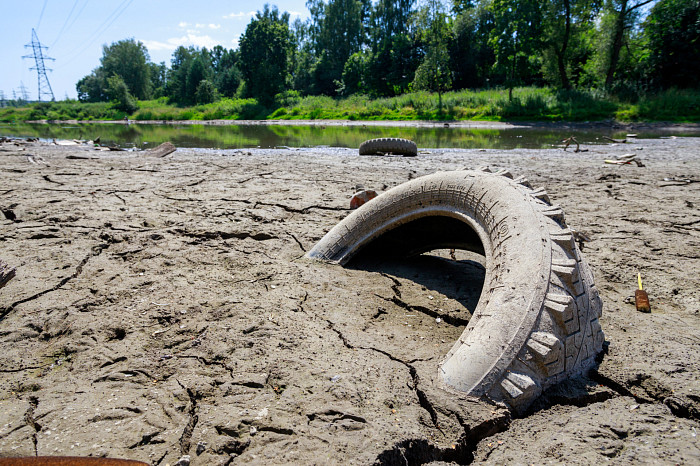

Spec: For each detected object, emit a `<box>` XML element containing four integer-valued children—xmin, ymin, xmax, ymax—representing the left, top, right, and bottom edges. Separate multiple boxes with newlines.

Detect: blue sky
<box><xmin>1</xmin><ymin>0</ymin><xmax>310</xmax><ymax>101</ymax></box>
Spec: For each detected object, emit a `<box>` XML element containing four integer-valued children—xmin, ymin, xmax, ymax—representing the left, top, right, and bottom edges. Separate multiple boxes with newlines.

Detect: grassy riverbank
<box><xmin>1</xmin><ymin>87</ymin><xmax>698</xmax><ymax>123</ymax></box>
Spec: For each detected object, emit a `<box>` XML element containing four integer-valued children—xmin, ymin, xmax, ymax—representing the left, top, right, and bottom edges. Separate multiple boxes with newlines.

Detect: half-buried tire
<box><xmin>359</xmin><ymin>138</ymin><xmax>418</xmax><ymax>157</ymax></box>
<box><xmin>306</xmin><ymin>169</ymin><xmax>605</xmax><ymax>412</ymax></box>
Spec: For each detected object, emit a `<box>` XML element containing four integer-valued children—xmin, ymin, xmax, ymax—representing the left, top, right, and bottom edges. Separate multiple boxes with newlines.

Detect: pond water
<box><xmin>0</xmin><ymin>122</ymin><xmax>694</xmax><ymax>150</ymax></box>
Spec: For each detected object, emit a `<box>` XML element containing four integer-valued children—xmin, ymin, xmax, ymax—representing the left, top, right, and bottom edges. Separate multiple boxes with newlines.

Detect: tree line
<box><xmin>76</xmin><ymin>0</ymin><xmax>699</xmax><ymax>112</ymax></box>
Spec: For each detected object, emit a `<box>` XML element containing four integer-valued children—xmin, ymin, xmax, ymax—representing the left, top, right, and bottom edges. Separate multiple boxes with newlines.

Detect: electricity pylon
<box><xmin>19</xmin><ymin>81</ymin><xmax>30</xmax><ymax>101</ymax></box>
<box><xmin>23</xmin><ymin>28</ymin><xmax>55</xmax><ymax>102</ymax></box>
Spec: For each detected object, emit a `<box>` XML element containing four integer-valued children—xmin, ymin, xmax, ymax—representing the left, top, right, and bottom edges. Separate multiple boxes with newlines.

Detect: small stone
<box><xmin>174</xmin><ymin>455</ymin><xmax>191</xmax><ymax>466</ymax></box>
<box><xmin>196</xmin><ymin>441</ymin><xmax>206</xmax><ymax>455</ymax></box>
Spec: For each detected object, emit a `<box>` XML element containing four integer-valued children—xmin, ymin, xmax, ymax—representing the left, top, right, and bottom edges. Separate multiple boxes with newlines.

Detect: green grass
<box><xmin>2</xmin><ymin>87</ymin><xmax>698</xmax><ymax>123</ymax></box>
<box><xmin>0</xmin><ymin>100</ymin><xmax>126</xmax><ymax>122</ymax></box>
<box><xmin>615</xmin><ymin>89</ymin><xmax>700</xmax><ymax>122</ymax></box>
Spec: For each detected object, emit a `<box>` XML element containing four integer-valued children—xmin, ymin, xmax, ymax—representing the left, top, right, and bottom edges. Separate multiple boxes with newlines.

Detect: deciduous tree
<box><xmin>603</xmin><ymin>0</ymin><xmax>658</xmax><ymax>87</ymax></box>
<box><xmin>314</xmin><ymin>0</ymin><xmax>366</xmax><ymax>95</ymax></box>
<box><xmin>366</xmin><ymin>0</ymin><xmax>420</xmax><ymax>95</ymax></box>
<box><xmin>643</xmin><ymin>0</ymin><xmax>700</xmax><ymax>88</ymax></box>
<box><xmin>413</xmin><ymin>0</ymin><xmax>453</xmax><ymax>108</ymax></box>
<box><xmin>489</xmin><ymin>0</ymin><xmax>544</xmax><ymax>99</ymax></box>
<box><xmin>239</xmin><ymin>5</ymin><xmax>293</xmax><ymax>104</ymax></box>
<box><xmin>101</xmin><ymin>38</ymin><xmax>152</xmax><ymax>100</ymax></box>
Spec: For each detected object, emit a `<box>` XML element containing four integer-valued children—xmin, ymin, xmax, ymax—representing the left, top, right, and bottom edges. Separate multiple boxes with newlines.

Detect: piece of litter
<box><xmin>350</xmin><ymin>189</ymin><xmax>378</xmax><ymax>209</ymax></box>
<box><xmin>330</xmin><ymin>375</ymin><xmax>341</xmax><ymax>382</ymax></box>
<box><xmin>435</xmin><ymin>317</ymin><xmax>442</xmax><ymax>323</ymax></box>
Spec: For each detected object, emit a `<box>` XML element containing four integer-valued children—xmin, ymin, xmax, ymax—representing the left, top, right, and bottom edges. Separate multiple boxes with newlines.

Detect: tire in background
<box><xmin>359</xmin><ymin>138</ymin><xmax>418</xmax><ymax>157</ymax></box>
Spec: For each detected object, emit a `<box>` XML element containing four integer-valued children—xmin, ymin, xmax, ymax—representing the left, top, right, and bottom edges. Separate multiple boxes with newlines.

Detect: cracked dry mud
<box><xmin>0</xmin><ymin>137</ymin><xmax>698</xmax><ymax>465</ymax></box>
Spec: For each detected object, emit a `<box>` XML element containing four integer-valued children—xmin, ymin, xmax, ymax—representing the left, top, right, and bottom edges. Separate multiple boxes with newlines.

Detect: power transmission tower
<box><xmin>23</xmin><ymin>28</ymin><xmax>55</xmax><ymax>102</ymax></box>
<box><xmin>19</xmin><ymin>81</ymin><xmax>30</xmax><ymax>101</ymax></box>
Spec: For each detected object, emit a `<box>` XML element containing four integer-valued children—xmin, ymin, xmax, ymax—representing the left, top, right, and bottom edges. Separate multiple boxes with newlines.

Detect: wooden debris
<box><xmin>603</xmin><ymin>136</ymin><xmax>627</xmax><ymax>144</ymax></box>
<box><xmin>0</xmin><ymin>259</ymin><xmax>16</xmax><ymax>289</ymax></box>
<box><xmin>604</xmin><ymin>153</ymin><xmax>645</xmax><ymax>167</ymax></box>
<box><xmin>146</xmin><ymin>142</ymin><xmax>176</xmax><ymax>158</ymax></box>
<box><xmin>561</xmin><ymin>136</ymin><xmax>587</xmax><ymax>152</ymax></box>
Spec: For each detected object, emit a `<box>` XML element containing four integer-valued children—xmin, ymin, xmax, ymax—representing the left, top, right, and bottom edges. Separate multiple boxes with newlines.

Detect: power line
<box><xmin>56</xmin><ymin>0</ymin><xmax>133</xmax><ymax>69</ymax></box>
<box><xmin>51</xmin><ymin>0</ymin><xmax>82</xmax><ymax>47</ymax></box>
<box><xmin>23</xmin><ymin>28</ymin><xmax>55</xmax><ymax>101</ymax></box>
<box><xmin>36</xmin><ymin>0</ymin><xmax>49</xmax><ymax>31</ymax></box>
<box><xmin>64</xmin><ymin>0</ymin><xmax>92</xmax><ymax>41</ymax></box>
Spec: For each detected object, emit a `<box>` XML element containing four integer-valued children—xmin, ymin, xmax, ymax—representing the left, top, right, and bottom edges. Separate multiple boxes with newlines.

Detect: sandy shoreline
<box><xmin>1</xmin><ymin>137</ymin><xmax>698</xmax><ymax>464</ymax></box>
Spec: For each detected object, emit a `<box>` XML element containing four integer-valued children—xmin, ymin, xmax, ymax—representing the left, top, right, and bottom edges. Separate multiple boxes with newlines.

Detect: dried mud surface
<box><xmin>0</xmin><ymin>137</ymin><xmax>698</xmax><ymax>465</ymax></box>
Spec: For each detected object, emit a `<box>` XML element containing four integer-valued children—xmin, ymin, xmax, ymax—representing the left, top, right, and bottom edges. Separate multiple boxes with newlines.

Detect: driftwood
<box><xmin>146</xmin><ymin>142</ymin><xmax>176</xmax><ymax>158</ymax></box>
<box><xmin>604</xmin><ymin>153</ymin><xmax>645</xmax><ymax>167</ymax></box>
<box><xmin>603</xmin><ymin>136</ymin><xmax>627</xmax><ymax>144</ymax></box>
<box><xmin>0</xmin><ymin>258</ymin><xmax>16</xmax><ymax>289</ymax></box>
<box><xmin>561</xmin><ymin>136</ymin><xmax>588</xmax><ymax>152</ymax></box>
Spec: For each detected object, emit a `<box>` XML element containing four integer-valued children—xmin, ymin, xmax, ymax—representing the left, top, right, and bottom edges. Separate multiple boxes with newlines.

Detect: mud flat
<box><xmin>0</xmin><ymin>137</ymin><xmax>698</xmax><ymax>464</ymax></box>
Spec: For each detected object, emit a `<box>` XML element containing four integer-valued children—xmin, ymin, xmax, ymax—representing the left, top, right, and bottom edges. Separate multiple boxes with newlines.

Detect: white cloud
<box><xmin>223</xmin><ymin>11</ymin><xmax>255</xmax><ymax>19</ymax></box>
<box><xmin>186</xmin><ymin>22</ymin><xmax>221</xmax><ymax>30</ymax></box>
<box><xmin>141</xmin><ymin>33</ymin><xmax>219</xmax><ymax>52</ymax></box>
<box><xmin>141</xmin><ymin>39</ymin><xmax>177</xmax><ymax>52</ymax></box>
<box><xmin>288</xmin><ymin>11</ymin><xmax>302</xmax><ymax>17</ymax></box>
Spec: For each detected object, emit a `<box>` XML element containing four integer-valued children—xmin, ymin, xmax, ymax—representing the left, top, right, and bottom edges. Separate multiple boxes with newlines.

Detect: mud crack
<box><xmin>176</xmin><ymin>380</ymin><xmax>200</xmax><ymax>456</ymax></box>
<box><xmin>0</xmin><ymin>363</ymin><xmax>52</xmax><ymax>373</ymax></box>
<box><xmin>323</xmin><ymin>318</ymin><xmax>440</xmax><ymax>431</ymax></box>
<box><xmin>1</xmin><ymin>243</ymin><xmax>109</xmax><ymax>322</ymax></box>
<box><xmin>253</xmin><ymin>200</ymin><xmax>349</xmax><ymax>214</ymax></box>
<box><xmin>380</xmin><ymin>273</ymin><xmax>402</xmax><ymax>298</ymax></box>
<box><xmin>172</xmin><ymin>228</ymin><xmax>277</xmax><ymax>242</ymax></box>
<box><xmin>378</xmin><ymin>274</ymin><xmax>470</xmax><ymax>327</ymax></box>
<box><xmin>24</xmin><ymin>396</ymin><xmax>41</xmax><ymax>456</ymax></box>
<box><xmin>289</xmin><ymin>233</ymin><xmax>306</xmax><ymax>252</ymax></box>
<box><xmin>376</xmin><ymin>406</ymin><xmax>512</xmax><ymax>466</ymax></box>
<box><xmin>383</xmin><ymin>295</ymin><xmax>470</xmax><ymax>327</ymax></box>
<box><xmin>296</xmin><ymin>291</ymin><xmax>309</xmax><ymax>313</ymax></box>
<box><xmin>128</xmin><ymin>430</ymin><xmax>165</xmax><ymax>449</ymax></box>
<box><xmin>591</xmin><ymin>368</ymin><xmax>699</xmax><ymax>421</ymax></box>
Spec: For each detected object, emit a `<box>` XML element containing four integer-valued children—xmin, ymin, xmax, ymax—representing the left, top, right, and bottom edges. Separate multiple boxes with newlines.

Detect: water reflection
<box><xmin>0</xmin><ymin>122</ymin><xmax>693</xmax><ymax>150</ymax></box>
